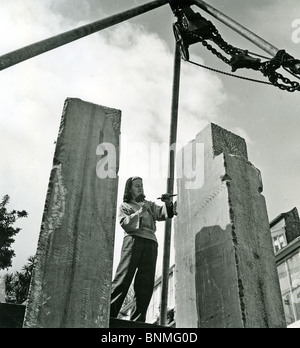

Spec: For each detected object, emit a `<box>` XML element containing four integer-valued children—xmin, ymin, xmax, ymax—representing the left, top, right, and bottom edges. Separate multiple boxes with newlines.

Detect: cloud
<box><xmin>0</xmin><ymin>1</ymin><xmax>227</xmax><ymax>275</ymax></box>
<box><xmin>248</xmin><ymin>0</ymin><xmax>299</xmax><ymax>45</ymax></box>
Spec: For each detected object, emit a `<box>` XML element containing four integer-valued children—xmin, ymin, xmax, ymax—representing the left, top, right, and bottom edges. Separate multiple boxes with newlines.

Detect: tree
<box><xmin>0</xmin><ymin>195</ymin><xmax>28</xmax><ymax>270</ymax></box>
<box><xmin>4</xmin><ymin>255</ymin><xmax>35</xmax><ymax>304</ymax></box>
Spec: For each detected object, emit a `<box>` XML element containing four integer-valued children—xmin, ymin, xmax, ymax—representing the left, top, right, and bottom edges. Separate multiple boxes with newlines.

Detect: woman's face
<box><xmin>130</xmin><ymin>179</ymin><xmax>144</xmax><ymax>200</ymax></box>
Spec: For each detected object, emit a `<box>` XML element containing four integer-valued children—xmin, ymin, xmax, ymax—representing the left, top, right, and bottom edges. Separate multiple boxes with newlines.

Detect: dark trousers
<box><xmin>110</xmin><ymin>235</ymin><xmax>158</xmax><ymax>322</ymax></box>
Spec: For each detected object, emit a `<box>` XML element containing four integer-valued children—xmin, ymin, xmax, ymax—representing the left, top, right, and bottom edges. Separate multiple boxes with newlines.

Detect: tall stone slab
<box><xmin>23</xmin><ymin>98</ymin><xmax>121</xmax><ymax>328</ymax></box>
<box><xmin>174</xmin><ymin>123</ymin><xmax>286</xmax><ymax>328</ymax></box>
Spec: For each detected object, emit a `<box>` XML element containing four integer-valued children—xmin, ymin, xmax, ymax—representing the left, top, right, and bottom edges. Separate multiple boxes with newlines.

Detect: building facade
<box><xmin>270</xmin><ymin>207</ymin><xmax>300</xmax><ymax>328</ymax></box>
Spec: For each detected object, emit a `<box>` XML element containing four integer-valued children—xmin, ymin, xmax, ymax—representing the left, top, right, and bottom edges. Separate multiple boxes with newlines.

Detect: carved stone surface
<box><xmin>211</xmin><ymin>123</ymin><xmax>248</xmax><ymax>159</ymax></box>
<box><xmin>23</xmin><ymin>98</ymin><xmax>121</xmax><ymax>328</ymax></box>
<box><xmin>174</xmin><ymin>123</ymin><xmax>286</xmax><ymax>328</ymax></box>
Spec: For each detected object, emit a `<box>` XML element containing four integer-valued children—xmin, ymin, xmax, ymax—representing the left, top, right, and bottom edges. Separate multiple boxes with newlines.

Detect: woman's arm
<box><xmin>118</xmin><ymin>204</ymin><xmax>141</xmax><ymax>232</ymax></box>
<box><xmin>153</xmin><ymin>201</ymin><xmax>174</xmax><ymax>221</ymax></box>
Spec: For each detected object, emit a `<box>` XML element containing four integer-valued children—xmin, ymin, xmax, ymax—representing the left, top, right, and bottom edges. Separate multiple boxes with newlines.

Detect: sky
<box><xmin>0</xmin><ymin>0</ymin><xmax>299</xmax><ymax>279</ymax></box>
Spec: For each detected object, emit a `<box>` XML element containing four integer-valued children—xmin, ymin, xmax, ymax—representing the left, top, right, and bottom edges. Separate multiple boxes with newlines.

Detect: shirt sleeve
<box><xmin>153</xmin><ymin>202</ymin><xmax>174</xmax><ymax>221</ymax></box>
<box><xmin>118</xmin><ymin>203</ymin><xmax>141</xmax><ymax>232</ymax></box>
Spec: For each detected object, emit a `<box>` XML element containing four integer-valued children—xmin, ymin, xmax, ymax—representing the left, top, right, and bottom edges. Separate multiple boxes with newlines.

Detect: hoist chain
<box><xmin>191</xmin><ymin>31</ymin><xmax>239</xmax><ymax>66</ymax></box>
<box><xmin>172</xmin><ymin>5</ymin><xmax>300</xmax><ymax>92</ymax></box>
<box><xmin>260</xmin><ymin>59</ymin><xmax>300</xmax><ymax>92</ymax></box>
<box><xmin>270</xmin><ymin>72</ymin><xmax>300</xmax><ymax>92</ymax></box>
<box><xmin>191</xmin><ymin>31</ymin><xmax>300</xmax><ymax>92</ymax></box>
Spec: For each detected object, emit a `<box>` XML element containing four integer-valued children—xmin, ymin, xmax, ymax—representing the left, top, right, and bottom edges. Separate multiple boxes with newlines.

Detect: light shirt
<box><xmin>118</xmin><ymin>200</ymin><xmax>170</xmax><ymax>243</ymax></box>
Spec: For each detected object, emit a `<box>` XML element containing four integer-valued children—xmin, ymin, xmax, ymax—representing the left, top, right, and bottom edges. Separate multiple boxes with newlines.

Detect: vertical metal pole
<box><xmin>160</xmin><ymin>43</ymin><xmax>181</xmax><ymax>326</ymax></box>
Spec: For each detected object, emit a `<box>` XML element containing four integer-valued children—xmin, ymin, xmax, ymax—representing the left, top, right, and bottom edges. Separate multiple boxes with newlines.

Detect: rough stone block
<box><xmin>174</xmin><ymin>123</ymin><xmax>286</xmax><ymax>328</ymax></box>
<box><xmin>23</xmin><ymin>98</ymin><xmax>121</xmax><ymax>328</ymax></box>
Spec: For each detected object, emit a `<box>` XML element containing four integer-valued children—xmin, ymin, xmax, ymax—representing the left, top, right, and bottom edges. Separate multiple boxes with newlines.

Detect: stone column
<box><xmin>174</xmin><ymin>123</ymin><xmax>286</xmax><ymax>328</ymax></box>
<box><xmin>23</xmin><ymin>98</ymin><xmax>121</xmax><ymax>328</ymax></box>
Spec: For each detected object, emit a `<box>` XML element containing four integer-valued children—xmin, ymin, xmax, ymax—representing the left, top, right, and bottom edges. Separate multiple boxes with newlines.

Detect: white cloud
<box><xmin>0</xmin><ymin>1</ymin><xmax>228</xmax><ymax>276</ymax></box>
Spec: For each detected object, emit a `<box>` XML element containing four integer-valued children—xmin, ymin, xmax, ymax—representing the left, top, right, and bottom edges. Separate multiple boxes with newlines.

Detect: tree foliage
<box><xmin>0</xmin><ymin>195</ymin><xmax>28</xmax><ymax>270</ymax></box>
<box><xmin>4</xmin><ymin>255</ymin><xmax>35</xmax><ymax>304</ymax></box>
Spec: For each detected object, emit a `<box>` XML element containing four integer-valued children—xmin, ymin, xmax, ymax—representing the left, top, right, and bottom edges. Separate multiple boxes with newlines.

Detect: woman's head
<box><xmin>123</xmin><ymin>177</ymin><xmax>145</xmax><ymax>202</ymax></box>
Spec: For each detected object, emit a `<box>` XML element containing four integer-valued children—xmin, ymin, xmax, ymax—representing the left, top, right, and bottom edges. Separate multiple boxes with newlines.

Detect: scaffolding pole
<box><xmin>160</xmin><ymin>43</ymin><xmax>181</xmax><ymax>327</ymax></box>
<box><xmin>192</xmin><ymin>0</ymin><xmax>279</xmax><ymax>57</ymax></box>
<box><xmin>0</xmin><ymin>0</ymin><xmax>172</xmax><ymax>71</ymax></box>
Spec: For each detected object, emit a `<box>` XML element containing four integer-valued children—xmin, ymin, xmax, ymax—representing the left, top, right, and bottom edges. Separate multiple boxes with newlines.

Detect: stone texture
<box><xmin>23</xmin><ymin>98</ymin><xmax>121</xmax><ymax>328</ymax></box>
<box><xmin>174</xmin><ymin>123</ymin><xmax>286</xmax><ymax>328</ymax></box>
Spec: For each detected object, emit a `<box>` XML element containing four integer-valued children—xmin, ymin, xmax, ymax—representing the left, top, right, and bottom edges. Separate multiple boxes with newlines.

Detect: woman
<box><xmin>110</xmin><ymin>176</ymin><xmax>174</xmax><ymax>322</ymax></box>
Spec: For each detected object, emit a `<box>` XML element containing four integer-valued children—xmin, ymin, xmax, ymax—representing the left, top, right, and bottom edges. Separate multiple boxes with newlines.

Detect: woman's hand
<box><xmin>160</xmin><ymin>193</ymin><xmax>172</xmax><ymax>206</ymax></box>
<box><xmin>140</xmin><ymin>201</ymin><xmax>150</xmax><ymax>214</ymax></box>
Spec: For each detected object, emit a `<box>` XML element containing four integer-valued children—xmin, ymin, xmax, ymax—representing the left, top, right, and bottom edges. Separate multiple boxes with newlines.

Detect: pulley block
<box><xmin>173</xmin><ymin>7</ymin><xmax>215</xmax><ymax>61</ymax></box>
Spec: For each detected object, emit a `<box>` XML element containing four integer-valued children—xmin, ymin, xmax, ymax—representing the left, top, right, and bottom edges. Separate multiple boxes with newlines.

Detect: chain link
<box><xmin>188</xmin><ymin>20</ymin><xmax>300</xmax><ymax>92</ymax></box>
<box><xmin>199</xmin><ymin>39</ymin><xmax>231</xmax><ymax>65</ymax></box>
<box><xmin>268</xmin><ymin>71</ymin><xmax>300</xmax><ymax>92</ymax></box>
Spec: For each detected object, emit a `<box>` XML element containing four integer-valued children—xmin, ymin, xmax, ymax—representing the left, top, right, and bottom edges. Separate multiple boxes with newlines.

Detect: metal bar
<box><xmin>192</xmin><ymin>0</ymin><xmax>279</xmax><ymax>57</ymax></box>
<box><xmin>159</xmin><ymin>43</ymin><xmax>181</xmax><ymax>327</ymax></box>
<box><xmin>0</xmin><ymin>0</ymin><xmax>172</xmax><ymax>71</ymax></box>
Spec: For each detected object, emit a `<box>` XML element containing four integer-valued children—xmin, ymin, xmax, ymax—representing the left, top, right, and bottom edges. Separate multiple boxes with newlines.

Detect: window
<box><xmin>146</xmin><ymin>284</ymin><xmax>161</xmax><ymax>323</ymax></box>
<box><xmin>279</xmin><ymin>234</ymin><xmax>287</xmax><ymax>249</ymax></box>
<box><xmin>277</xmin><ymin>251</ymin><xmax>300</xmax><ymax>326</ymax></box>
<box><xmin>273</xmin><ymin>236</ymin><xmax>280</xmax><ymax>253</ymax></box>
<box><xmin>168</xmin><ymin>272</ymin><xmax>175</xmax><ymax>309</ymax></box>
<box><xmin>272</xmin><ymin>233</ymin><xmax>287</xmax><ymax>253</ymax></box>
